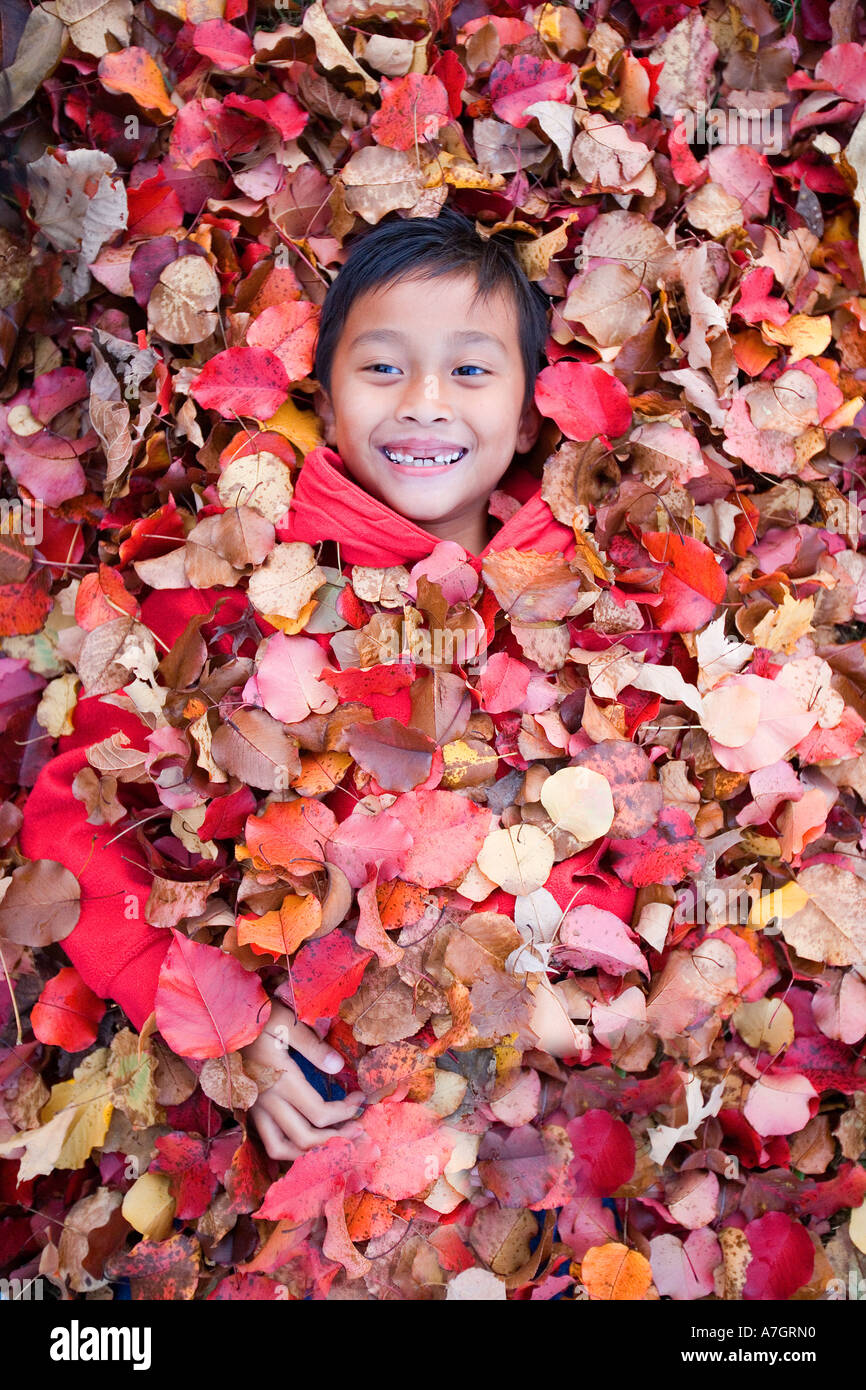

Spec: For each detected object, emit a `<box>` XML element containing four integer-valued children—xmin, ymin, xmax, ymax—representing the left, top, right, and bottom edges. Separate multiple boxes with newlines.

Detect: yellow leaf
<box><xmin>748</xmin><ymin>881</ymin><xmax>809</xmax><ymax>929</ymax></box>
<box><xmin>261</xmin><ymin>598</ymin><xmax>318</xmax><ymax>633</ymax></box>
<box><xmin>263</xmin><ymin>399</ymin><xmax>323</xmax><ymax>457</ymax></box>
<box><xmin>493</xmin><ymin>1039</ymin><xmax>521</xmax><ymax>1079</ymax></box>
<box><xmin>540</xmin><ymin>766</ymin><xmax>614</xmax><ymax>841</ymax></box>
<box><xmin>476</xmin><ymin>824</ymin><xmax>555</xmax><ymax>896</ymax></box>
<box><xmin>122</xmin><ymin>1172</ymin><xmax>176</xmax><ymax>1240</ymax></box>
<box><xmin>0</xmin><ymin>1108</ymin><xmax>77</xmax><ymax>1181</ymax></box>
<box><xmin>732</xmin><ymin>997</ymin><xmax>795</xmax><ymax>1052</ymax></box>
<box><xmin>40</xmin><ymin>1049</ymin><xmax>114</xmax><ymax>1170</ymax></box>
<box><xmin>762</xmin><ymin>314</ymin><xmax>832</xmax><ymax>360</ymax></box>
<box><xmin>751</xmin><ymin>592</ymin><xmax>815</xmax><ymax>654</ymax></box>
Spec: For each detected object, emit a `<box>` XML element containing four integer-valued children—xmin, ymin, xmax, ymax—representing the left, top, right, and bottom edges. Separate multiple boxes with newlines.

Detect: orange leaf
<box><xmin>75</xmin><ymin>563</ymin><xmax>138</xmax><ymax>631</ymax></box>
<box><xmin>237</xmin><ymin>893</ymin><xmax>323</xmax><ymax>958</ymax></box>
<box><xmin>0</xmin><ymin>572</ymin><xmax>52</xmax><ymax>635</ymax></box>
<box><xmin>98</xmin><ymin>49</ymin><xmax>177</xmax><ymax>117</ymax></box>
<box><xmin>291</xmin><ymin>752</ymin><xmax>353</xmax><ymax>796</ymax></box>
<box><xmin>343</xmin><ymin>1190</ymin><xmax>396</xmax><ymax>1241</ymax></box>
<box><xmin>376</xmin><ymin>880</ymin><xmax>430</xmax><ymax>931</ymax></box>
<box><xmin>580</xmin><ymin>1242</ymin><xmax>653</xmax><ymax>1300</ymax></box>
<box><xmin>244</xmin><ymin>799</ymin><xmax>337</xmax><ymax>875</ymax></box>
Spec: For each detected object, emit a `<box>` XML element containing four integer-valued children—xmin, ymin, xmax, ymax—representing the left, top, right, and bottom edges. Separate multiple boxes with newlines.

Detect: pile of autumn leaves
<box><xmin>2</xmin><ymin>0</ymin><xmax>866</xmax><ymax>1300</ymax></box>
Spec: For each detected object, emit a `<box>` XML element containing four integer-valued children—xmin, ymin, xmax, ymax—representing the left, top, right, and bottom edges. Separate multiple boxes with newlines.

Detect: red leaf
<box><xmin>534</xmin><ymin>362</ymin><xmax>632</xmax><ymax>441</ymax></box>
<box><xmin>388</xmin><ymin>788</ymin><xmax>492</xmax><ymax>889</ymax></box>
<box><xmin>154</xmin><ymin>931</ymin><xmax>270</xmax><ymax>1059</ymax></box>
<box><xmin>288</xmin><ymin>930</ymin><xmax>373</xmax><ymax>1026</ymax></box>
<box><xmin>246</xmin><ymin>301</ymin><xmax>320</xmax><ymax>382</ymax></box>
<box><xmin>30</xmin><ymin>967</ymin><xmax>105</xmax><ymax>1051</ymax></box>
<box><xmin>190</xmin><ymin>347</ymin><xmax>288</xmax><ymax>419</ymax></box>
<box><xmin>224</xmin><ymin>91</ymin><xmax>309</xmax><ymax>140</ymax></box>
<box><xmin>568</xmin><ymin>1110</ymin><xmax>636</xmax><ymax>1197</ymax></box>
<box><xmin>255</xmin><ymin>1132</ymin><xmax>373</xmax><ymax>1221</ymax></box>
<box><xmin>371</xmin><ymin>74</ymin><xmax>451</xmax><ymax>150</ymax></box>
<box><xmin>430</xmin><ymin>50</ymin><xmax>466</xmax><ymax>118</ymax></box>
<box><xmin>74</xmin><ymin>563</ymin><xmax>138</xmax><ymax>630</ymax></box>
<box><xmin>608</xmin><ymin>807</ymin><xmax>708</xmax><ymax>886</ymax></box>
<box><xmin>104</xmin><ymin>1232</ymin><xmax>199</xmax><ymax>1300</ymax></box>
<box><xmin>642</xmin><ymin>531</ymin><xmax>726</xmax><ymax>632</ymax></box>
<box><xmin>0</xmin><ymin>573</ymin><xmax>53</xmax><ymax>637</ymax></box>
<box><xmin>743</xmin><ymin>1212</ymin><xmax>814</xmax><ymax>1300</ymax></box>
<box><xmin>126</xmin><ymin>175</ymin><xmax>185</xmax><ymax>238</ymax></box>
<box><xmin>152</xmin><ymin>1133</ymin><xmax>219</xmax><ymax>1219</ymax></box>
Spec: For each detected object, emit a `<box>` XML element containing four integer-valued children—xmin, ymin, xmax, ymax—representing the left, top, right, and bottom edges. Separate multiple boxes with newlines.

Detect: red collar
<box><xmin>277</xmin><ymin>447</ymin><xmax>573</xmax><ymax>568</ymax></box>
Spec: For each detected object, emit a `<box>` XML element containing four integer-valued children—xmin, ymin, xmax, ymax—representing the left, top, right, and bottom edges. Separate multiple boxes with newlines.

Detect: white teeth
<box><xmin>384</xmin><ymin>449</ymin><xmax>464</xmax><ymax>466</ymax></box>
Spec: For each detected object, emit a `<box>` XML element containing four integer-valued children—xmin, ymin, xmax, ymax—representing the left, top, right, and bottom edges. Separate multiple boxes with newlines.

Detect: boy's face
<box><xmin>317</xmin><ymin>272</ymin><xmax>541</xmax><ymax>544</ymax></box>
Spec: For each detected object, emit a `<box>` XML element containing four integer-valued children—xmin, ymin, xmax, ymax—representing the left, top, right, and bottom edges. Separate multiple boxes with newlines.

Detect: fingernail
<box><xmin>324</xmin><ymin>1050</ymin><xmax>344</xmax><ymax>1072</ymax></box>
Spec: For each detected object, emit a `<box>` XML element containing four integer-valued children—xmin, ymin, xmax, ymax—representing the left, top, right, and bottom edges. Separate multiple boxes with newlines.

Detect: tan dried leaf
<box><xmin>217</xmin><ymin>451</ymin><xmax>294</xmax><ymax>524</ymax></box>
<box><xmin>565</xmin><ymin>264</ymin><xmax>650</xmax><ymax>348</ymax></box>
<box><xmin>148</xmin><ymin>255</ymin><xmax>220</xmax><ymax>344</ymax></box>
<box><xmin>247</xmin><ymin>542</ymin><xmax>326</xmax><ymax>621</ymax></box>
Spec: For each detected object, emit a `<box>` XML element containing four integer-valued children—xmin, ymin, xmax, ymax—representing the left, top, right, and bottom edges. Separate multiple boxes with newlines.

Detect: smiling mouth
<box><xmin>381</xmin><ymin>447</ymin><xmax>468</xmax><ymax>468</ymax></box>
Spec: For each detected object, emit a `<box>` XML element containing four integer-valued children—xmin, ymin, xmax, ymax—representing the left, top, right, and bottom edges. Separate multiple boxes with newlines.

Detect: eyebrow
<box><xmin>347</xmin><ymin>328</ymin><xmax>508</xmax><ymax>353</ymax></box>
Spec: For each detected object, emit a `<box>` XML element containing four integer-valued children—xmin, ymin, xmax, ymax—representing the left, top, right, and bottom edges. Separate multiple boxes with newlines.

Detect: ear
<box><xmin>515</xmin><ymin>399</ymin><xmax>542</xmax><ymax>455</ymax></box>
<box><xmin>315</xmin><ymin>387</ymin><xmax>337</xmax><ymax>447</ymax></box>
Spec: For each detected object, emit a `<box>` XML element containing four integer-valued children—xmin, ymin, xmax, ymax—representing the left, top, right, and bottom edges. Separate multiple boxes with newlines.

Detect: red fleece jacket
<box><xmin>19</xmin><ymin>446</ymin><xmax>633</xmax><ymax>1031</ymax></box>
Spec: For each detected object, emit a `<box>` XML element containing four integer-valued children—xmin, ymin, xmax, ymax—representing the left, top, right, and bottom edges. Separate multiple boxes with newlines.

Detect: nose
<box><xmin>395</xmin><ymin>372</ymin><xmax>454</xmax><ymax>424</ymax></box>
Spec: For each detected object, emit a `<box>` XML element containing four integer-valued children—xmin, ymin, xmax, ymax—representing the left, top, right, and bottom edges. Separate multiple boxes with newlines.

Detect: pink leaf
<box><xmin>154</xmin><ymin>930</ymin><xmax>270</xmax><ymax>1060</ymax></box>
<box><xmin>650</xmin><ymin>1230</ymin><xmax>721</xmax><ymax>1300</ymax></box>
<box><xmin>389</xmin><ymin>789</ymin><xmax>492</xmax><ymax>889</ymax></box>
<box><xmin>192</xmin><ymin>19</ymin><xmax>254</xmax><ymax>70</ymax></box>
<box><xmin>361</xmin><ymin>1101</ymin><xmax>455</xmax><ymax>1199</ymax></box>
<box><xmin>556</xmin><ymin>905</ymin><xmax>649</xmax><ymax>976</ymax></box>
<box><xmin>246</xmin><ymin>631</ymin><xmax>338</xmax><ymax>724</ymax></box>
<box><xmin>743</xmin><ymin>1071</ymin><xmax>818</xmax><ymax>1137</ymax></box>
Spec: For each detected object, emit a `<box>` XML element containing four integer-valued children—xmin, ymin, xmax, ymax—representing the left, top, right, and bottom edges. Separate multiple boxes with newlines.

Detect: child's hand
<box><xmin>243</xmin><ymin>1001</ymin><xmax>364</xmax><ymax>1161</ymax></box>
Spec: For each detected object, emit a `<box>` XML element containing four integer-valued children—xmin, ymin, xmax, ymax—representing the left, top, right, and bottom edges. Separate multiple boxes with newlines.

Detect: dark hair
<box><xmin>313</xmin><ymin>208</ymin><xmax>550</xmax><ymax>413</ymax></box>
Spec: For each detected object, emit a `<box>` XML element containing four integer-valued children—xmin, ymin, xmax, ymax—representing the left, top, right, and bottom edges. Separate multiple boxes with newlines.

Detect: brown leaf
<box><xmin>346</xmin><ymin>717</ymin><xmax>435</xmax><ymax>792</ymax></box>
<box><xmin>199</xmin><ymin>1053</ymin><xmax>259</xmax><ymax>1110</ymax></box>
<box><xmin>0</xmin><ymin>859</ymin><xmax>80</xmax><ymax>946</ymax></box>
<box><xmin>481</xmin><ymin>548</ymin><xmax>593</xmax><ymax>622</ymax></box>
<box><xmin>185</xmin><ymin>508</ymin><xmax>275</xmax><ymax>587</ymax></box>
<box><xmin>339</xmin><ymin>962</ymin><xmax>431</xmax><ymax>1045</ymax></box>
<box><xmin>0</xmin><ymin>4</ymin><xmax>65</xmax><ymax>120</ymax></box>
<box><xmin>210</xmin><ymin>708</ymin><xmax>301</xmax><ymax>791</ymax></box>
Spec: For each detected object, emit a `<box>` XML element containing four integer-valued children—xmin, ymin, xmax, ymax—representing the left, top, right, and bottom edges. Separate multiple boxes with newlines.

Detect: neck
<box><xmin>421</xmin><ymin>502</ymin><xmax>492</xmax><ymax>557</ymax></box>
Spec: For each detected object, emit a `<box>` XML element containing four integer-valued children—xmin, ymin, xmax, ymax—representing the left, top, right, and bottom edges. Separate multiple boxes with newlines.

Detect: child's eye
<box><xmin>366</xmin><ymin>364</ymin><xmax>401</xmax><ymax>375</ymax></box>
<box><xmin>453</xmin><ymin>365</ymin><xmax>488</xmax><ymax>377</ymax></box>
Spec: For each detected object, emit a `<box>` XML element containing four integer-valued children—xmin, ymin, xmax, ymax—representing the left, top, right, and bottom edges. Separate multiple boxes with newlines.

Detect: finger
<box><xmin>285</xmin><ymin>1019</ymin><xmax>345</xmax><ymax>1074</ymax></box>
<box><xmin>251</xmin><ymin>1108</ymin><xmax>302</xmax><ymax>1162</ymax></box>
<box><xmin>269</xmin><ymin>1098</ymin><xmax>350</xmax><ymax>1151</ymax></box>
